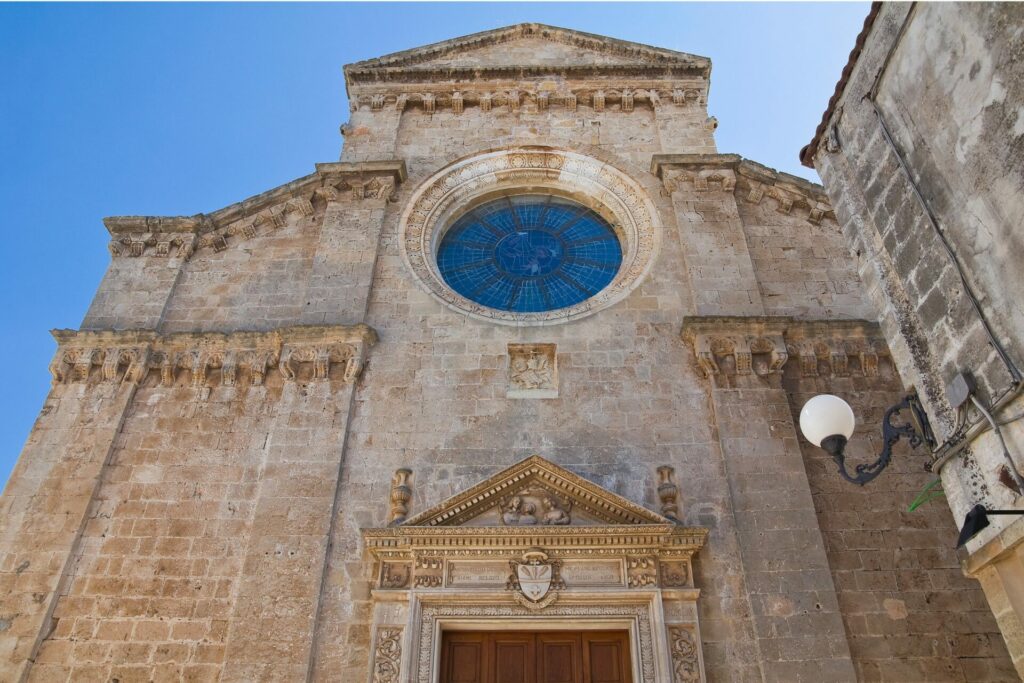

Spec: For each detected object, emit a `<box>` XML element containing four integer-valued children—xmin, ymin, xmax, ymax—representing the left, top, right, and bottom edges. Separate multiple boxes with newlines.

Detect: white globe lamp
<box><xmin>799</xmin><ymin>394</ymin><xmax>855</xmax><ymax>451</ymax></box>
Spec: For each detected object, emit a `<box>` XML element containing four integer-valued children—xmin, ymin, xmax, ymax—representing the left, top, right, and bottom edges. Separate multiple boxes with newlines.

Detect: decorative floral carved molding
<box><xmin>400</xmin><ymin>147</ymin><xmax>661</xmax><ymax>326</ymax></box>
<box><xmin>49</xmin><ymin>324</ymin><xmax>377</xmax><ymax>390</ymax></box>
<box><xmin>668</xmin><ymin>625</ymin><xmax>701</xmax><ymax>683</ymax></box>
<box><xmin>372</xmin><ymin>627</ymin><xmax>402</xmax><ymax>683</ymax></box>
<box><xmin>104</xmin><ymin>161</ymin><xmax>406</xmax><ymax>259</ymax></box>
<box><xmin>681</xmin><ymin>316</ymin><xmax>888</xmax><ymax>381</ymax></box>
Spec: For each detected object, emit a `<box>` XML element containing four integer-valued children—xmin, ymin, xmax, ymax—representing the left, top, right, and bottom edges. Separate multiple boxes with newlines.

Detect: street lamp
<box><xmin>798</xmin><ymin>393</ymin><xmax>935</xmax><ymax>486</ymax></box>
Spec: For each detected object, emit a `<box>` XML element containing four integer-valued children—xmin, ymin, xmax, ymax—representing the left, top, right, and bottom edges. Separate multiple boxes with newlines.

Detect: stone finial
<box><xmin>389</xmin><ymin>469</ymin><xmax>412</xmax><ymax>525</ymax></box>
<box><xmin>657</xmin><ymin>466</ymin><xmax>680</xmax><ymax>520</ymax></box>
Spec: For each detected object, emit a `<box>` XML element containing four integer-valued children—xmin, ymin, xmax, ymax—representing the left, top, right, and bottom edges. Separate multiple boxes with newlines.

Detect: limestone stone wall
<box><xmin>807</xmin><ymin>4</ymin><xmax>1024</xmax><ymax>674</ymax></box>
<box><xmin>1</xmin><ymin>21</ymin><xmax>1016</xmax><ymax>683</ymax></box>
<box><xmin>781</xmin><ymin>340</ymin><xmax>1014</xmax><ymax>681</ymax></box>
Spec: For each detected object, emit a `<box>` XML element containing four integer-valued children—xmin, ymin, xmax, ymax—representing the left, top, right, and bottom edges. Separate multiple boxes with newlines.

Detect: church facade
<box><xmin>0</xmin><ymin>24</ymin><xmax>1015</xmax><ymax>682</ymax></box>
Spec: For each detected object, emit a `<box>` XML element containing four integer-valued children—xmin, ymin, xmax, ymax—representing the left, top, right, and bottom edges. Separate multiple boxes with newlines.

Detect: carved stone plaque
<box><xmin>447</xmin><ymin>561</ymin><xmax>512</xmax><ymax>588</ymax></box>
<box><xmin>559</xmin><ymin>560</ymin><xmax>623</xmax><ymax>586</ymax></box>
<box><xmin>507</xmin><ymin>343</ymin><xmax>558</xmax><ymax>398</ymax></box>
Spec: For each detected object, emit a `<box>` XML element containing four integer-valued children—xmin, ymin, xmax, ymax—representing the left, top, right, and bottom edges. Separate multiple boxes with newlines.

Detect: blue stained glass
<box><xmin>436</xmin><ymin>196</ymin><xmax>623</xmax><ymax>313</ymax></box>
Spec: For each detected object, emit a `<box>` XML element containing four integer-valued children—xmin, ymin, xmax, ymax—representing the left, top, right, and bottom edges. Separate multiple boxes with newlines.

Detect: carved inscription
<box><xmin>559</xmin><ymin>560</ymin><xmax>623</xmax><ymax>586</ymax></box>
<box><xmin>447</xmin><ymin>561</ymin><xmax>511</xmax><ymax>588</ymax></box>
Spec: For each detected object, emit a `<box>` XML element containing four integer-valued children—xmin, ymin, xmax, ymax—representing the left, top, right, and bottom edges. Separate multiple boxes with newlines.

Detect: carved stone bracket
<box><xmin>681</xmin><ymin>316</ymin><xmax>888</xmax><ymax>383</ymax></box>
<box><xmin>49</xmin><ymin>324</ymin><xmax>377</xmax><ymax>389</ymax></box>
<box><xmin>652</xmin><ymin>154</ymin><xmax>835</xmax><ymax>226</ymax></box>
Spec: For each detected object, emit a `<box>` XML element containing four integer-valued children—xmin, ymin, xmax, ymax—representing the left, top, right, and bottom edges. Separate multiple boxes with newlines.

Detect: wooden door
<box><xmin>440</xmin><ymin>631</ymin><xmax>631</xmax><ymax>683</ymax></box>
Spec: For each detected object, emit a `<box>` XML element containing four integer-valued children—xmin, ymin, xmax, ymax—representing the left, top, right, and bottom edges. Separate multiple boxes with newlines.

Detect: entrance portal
<box><xmin>440</xmin><ymin>631</ymin><xmax>632</xmax><ymax>683</ymax></box>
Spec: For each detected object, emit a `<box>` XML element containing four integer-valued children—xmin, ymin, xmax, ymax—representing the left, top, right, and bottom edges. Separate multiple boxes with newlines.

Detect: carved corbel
<box><xmin>157</xmin><ymin>352</ymin><xmax>176</xmax><ymax>387</ymax></box>
<box><xmin>564</xmin><ymin>92</ymin><xmax>576</xmax><ymax>112</ymax></box>
<box><xmin>621</xmin><ymin>89</ymin><xmax>634</xmax><ymax>112</ymax></box>
<box><xmin>451</xmin><ymin>91</ymin><xmax>464</xmax><ymax>114</ymax></box>
<box><xmin>420</xmin><ymin>93</ymin><xmax>435</xmax><ymax>113</ymax></box>
<box><xmin>828</xmin><ymin>340</ymin><xmax>849</xmax><ymax>377</ymax></box>
<box><xmin>479</xmin><ymin>92</ymin><xmax>492</xmax><ymax>112</ymax></box>
<box><xmin>692</xmin><ymin>334</ymin><xmax>719</xmax><ymax>378</ymax></box>
<box><xmin>770</xmin><ymin>188</ymin><xmax>795</xmax><ymax>215</ymax></box>
<box><xmin>370</xmin><ymin>94</ymin><xmax>385</xmax><ymax>111</ymax></box>
<box><xmin>732</xmin><ymin>337</ymin><xmax>752</xmax><ymax>375</ymax></box>
<box><xmin>746</xmin><ymin>182</ymin><xmax>766</xmax><ymax>204</ymax></box>
<box><xmin>592</xmin><ymin>90</ymin><xmax>605</xmax><ymax>112</ymax></box>
<box><xmin>507</xmin><ymin>89</ymin><xmax>520</xmax><ymax>111</ymax></box>
<box><xmin>285</xmin><ymin>196</ymin><xmax>314</xmax><ymax>217</ymax></box>
<box><xmin>749</xmin><ymin>336</ymin><xmax>787</xmax><ymax>376</ymax></box>
<box><xmin>672</xmin><ymin>88</ymin><xmax>685</xmax><ymax>106</ymax></box>
<box><xmin>314</xmin><ymin>184</ymin><xmax>340</xmax><ymax>203</ymax></box>
<box><xmin>70</xmin><ymin>348</ymin><xmax>101</xmax><ymax>382</ymax></box>
<box><xmin>647</xmin><ymin>89</ymin><xmax>661</xmax><ymax>109</ymax></box>
<box><xmin>788</xmin><ymin>340</ymin><xmax>819</xmax><ymax>377</ymax></box>
<box><xmin>394</xmin><ymin>94</ymin><xmax>408</xmax><ymax>112</ymax></box>
<box><xmin>240</xmin><ymin>349</ymin><xmax>276</xmax><ymax>386</ymax></box>
<box><xmin>101</xmin><ymin>350</ymin><xmax>121</xmax><ymax>383</ymax></box>
<box><xmin>536</xmin><ymin>92</ymin><xmax>549</xmax><ymax>111</ymax></box>
<box><xmin>122</xmin><ymin>348</ymin><xmax>150</xmax><ymax>385</ymax></box>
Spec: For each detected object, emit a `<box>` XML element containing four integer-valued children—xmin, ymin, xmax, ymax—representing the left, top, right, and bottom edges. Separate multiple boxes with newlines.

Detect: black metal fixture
<box><xmin>799</xmin><ymin>393</ymin><xmax>936</xmax><ymax>486</ymax></box>
<box><xmin>956</xmin><ymin>505</ymin><xmax>1024</xmax><ymax>548</ymax></box>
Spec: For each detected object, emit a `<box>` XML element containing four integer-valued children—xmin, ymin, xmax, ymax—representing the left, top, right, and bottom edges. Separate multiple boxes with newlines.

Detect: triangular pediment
<box><xmin>345</xmin><ymin>24</ymin><xmax>709</xmax><ymax>84</ymax></box>
<box><xmin>402</xmin><ymin>455</ymin><xmax>671</xmax><ymax>528</ymax></box>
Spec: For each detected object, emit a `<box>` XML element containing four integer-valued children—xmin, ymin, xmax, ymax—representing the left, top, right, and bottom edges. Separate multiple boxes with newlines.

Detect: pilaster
<box><xmin>221</xmin><ymin>325</ymin><xmax>377</xmax><ymax>681</ymax></box>
<box><xmin>654</xmin><ymin>155</ymin><xmax>764</xmax><ymax>316</ymax></box>
<box><xmin>682</xmin><ymin>316</ymin><xmax>858</xmax><ymax>683</ymax></box>
<box><xmin>0</xmin><ymin>333</ymin><xmax>153</xmax><ymax>681</ymax></box>
<box><xmin>83</xmin><ymin>217</ymin><xmax>200</xmax><ymax>330</ymax></box>
<box><xmin>301</xmin><ymin>161</ymin><xmax>407</xmax><ymax>326</ymax></box>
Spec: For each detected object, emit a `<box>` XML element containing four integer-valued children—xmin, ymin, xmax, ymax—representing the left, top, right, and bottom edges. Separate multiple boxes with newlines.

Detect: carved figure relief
<box><xmin>668</xmin><ymin>626</ymin><xmax>700</xmax><ymax>683</ymax></box>
<box><xmin>499</xmin><ymin>488</ymin><xmax>571</xmax><ymax>526</ymax></box>
<box><xmin>373</xmin><ymin>627</ymin><xmax>402</xmax><ymax>683</ymax></box>
<box><xmin>380</xmin><ymin>562</ymin><xmax>410</xmax><ymax>589</ymax></box>
<box><xmin>507</xmin><ymin>343</ymin><xmax>557</xmax><ymax>398</ymax></box>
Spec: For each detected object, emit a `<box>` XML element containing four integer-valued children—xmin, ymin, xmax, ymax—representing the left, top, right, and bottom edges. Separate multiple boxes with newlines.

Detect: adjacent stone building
<box><xmin>0</xmin><ymin>21</ymin><xmax>1016</xmax><ymax>682</ymax></box>
<box><xmin>801</xmin><ymin>2</ymin><xmax>1024</xmax><ymax>677</ymax></box>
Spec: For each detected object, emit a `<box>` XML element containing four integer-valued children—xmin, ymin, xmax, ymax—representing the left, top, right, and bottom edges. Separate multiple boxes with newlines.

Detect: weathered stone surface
<box><xmin>0</xmin><ymin>20</ymin><xmax>1013</xmax><ymax>683</ymax></box>
<box><xmin>806</xmin><ymin>3</ymin><xmax>1024</xmax><ymax>675</ymax></box>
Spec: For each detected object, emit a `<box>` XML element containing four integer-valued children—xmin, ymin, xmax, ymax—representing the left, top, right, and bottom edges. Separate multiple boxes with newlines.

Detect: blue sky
<box><xmin>0</xmin><ymin>2</ymin><xmax>869</xmax><ymax>487</ymax></box>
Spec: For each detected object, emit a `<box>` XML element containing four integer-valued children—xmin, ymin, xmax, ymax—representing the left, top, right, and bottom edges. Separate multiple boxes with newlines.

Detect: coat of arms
<box><xmin>507</xmin><ymin>548</ymin><xmax>564</xmax><ymax>610</ymax></box>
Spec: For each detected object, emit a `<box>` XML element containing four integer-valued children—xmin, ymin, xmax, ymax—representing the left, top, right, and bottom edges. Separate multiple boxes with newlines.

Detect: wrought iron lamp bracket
<box><xmin>823</xmin><ymin>394</ymin><xmax>936</xmax><ymax>486</ymax></box>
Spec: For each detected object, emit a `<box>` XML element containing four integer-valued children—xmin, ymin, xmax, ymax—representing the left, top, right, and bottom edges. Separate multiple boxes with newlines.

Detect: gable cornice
<box><xmin>344</xmin><ymin>23</ymin><xmax>710</xmax><ymax>87</ymax></box>
<box><xmin>402</xmin><ymin>454</ymin><xmax>672</xmax><ymax>528</ymax></box>
<box><xmin>102</xmin><ymin>160</ymin><xmax>406</xmax><ymax>259</ymax></box>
